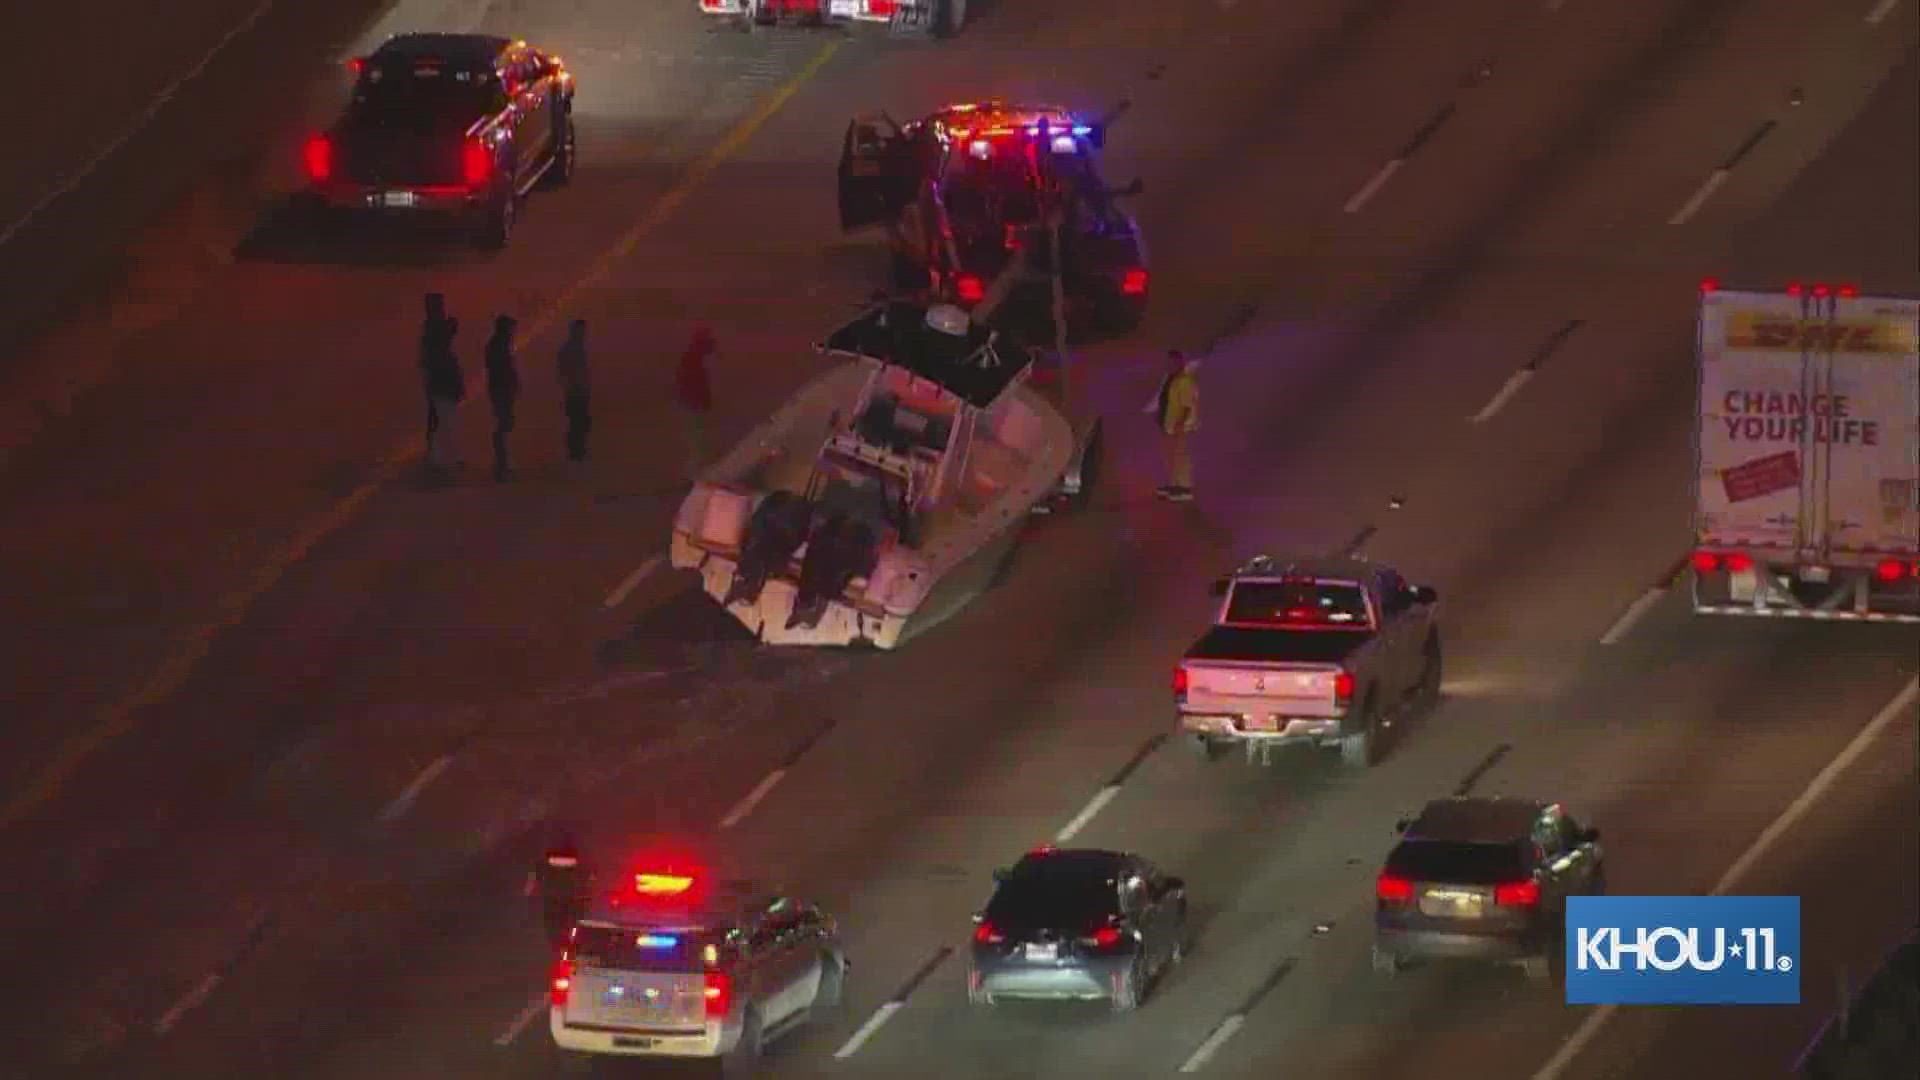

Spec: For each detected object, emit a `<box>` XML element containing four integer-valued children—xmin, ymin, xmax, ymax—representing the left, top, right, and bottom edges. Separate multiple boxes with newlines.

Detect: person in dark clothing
<box><xmin>484</xmin><ymin>315</ymin><xmax>520</xmax><ymax>481</ymax></box>
<box><xmin>557</xmin><ymin>319</ymin><xmax>592</xmax><ymax>462</ymax></box>
<box><xmin>675</xmin><ymin>325</ymin><xmax>716</xmax><ymax>481</ymax></box>
<box><xmin>523</xmin><ymin>827</ymin><xmax>595</xmax><ymax>950</ymax></box>
<box><xmin>420</xmin><ymin>293</ymin><xmax>466</xmax><ymax>471</ymax></box>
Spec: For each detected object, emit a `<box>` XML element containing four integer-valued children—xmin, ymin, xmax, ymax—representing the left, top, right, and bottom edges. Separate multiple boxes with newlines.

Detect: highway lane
<box><xmin>10</xmin><ymin>0</ymin><xmax>1917</xmax><ymax>1076</ymax></box>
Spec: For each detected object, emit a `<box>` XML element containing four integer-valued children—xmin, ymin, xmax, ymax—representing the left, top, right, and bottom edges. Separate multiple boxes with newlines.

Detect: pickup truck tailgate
<box><xmin>1185</xmin><ymin>662</ymin><xmax>1342</xmax><ymax>716</ymax></box>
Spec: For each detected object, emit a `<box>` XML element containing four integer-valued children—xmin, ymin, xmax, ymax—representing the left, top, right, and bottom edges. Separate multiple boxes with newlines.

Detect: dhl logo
<box><xmin>1724</xmin><ymin>313</ymin><xmax>1916</xmax><ymax>354</ymax></box>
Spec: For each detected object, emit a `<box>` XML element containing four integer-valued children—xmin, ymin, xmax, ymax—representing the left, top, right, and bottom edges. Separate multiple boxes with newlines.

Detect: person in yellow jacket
<box><xmin>1145</xmin><ymin>349</ymin><xmax>1200</xmax><ymax>500</ymax></box>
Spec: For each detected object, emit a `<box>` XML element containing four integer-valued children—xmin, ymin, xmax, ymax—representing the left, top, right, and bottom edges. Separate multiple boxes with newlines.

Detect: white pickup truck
<box><xmin>1174</xmin><ymin>556</ymin><xmax>1442</xmax><ymax>768</ymax></box>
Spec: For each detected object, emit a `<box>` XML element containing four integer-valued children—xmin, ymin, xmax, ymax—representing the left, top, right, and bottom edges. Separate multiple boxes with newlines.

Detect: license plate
<box><xmin>612</xmin><ymin>1036</ymin><xmax>658</xmax><ymax>1049</ymax></box>
<box><xmin>829</xmin><ymin>0</ymin><xmax>858</xmax><ymax>15</ymax></box>
<box><xmin>1024</xmin><ymin>943</ymin><xmax>1057</xmax><ymax>962</ymax></box>
<box><xmin>1419</xmin><ymin>888</ymin><xmax>1485</xmax><ymax>918</ymax></box>
<box><xmin>1242</xmin><ymin>715</ymin><xmax>1278</xmax><ymax>733</ymax></box>
<box><xmin>381</xmin><ymin>191</ymin><xmax>417</xmax><ymax>208</ymax></box>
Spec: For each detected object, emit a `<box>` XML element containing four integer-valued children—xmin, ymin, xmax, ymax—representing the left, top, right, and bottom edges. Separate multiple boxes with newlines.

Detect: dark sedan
<box><xmin>968</xmin><ymin>846</ymin><xmax>1186</xmax><ymax>1012</ymax></box>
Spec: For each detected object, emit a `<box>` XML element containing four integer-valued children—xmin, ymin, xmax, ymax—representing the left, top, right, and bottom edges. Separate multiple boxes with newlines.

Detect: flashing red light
<box><xmin>1875</xmin><ymin>558</ymin><xmax>1907</xmax><ymax>583</ymax></box>
<box><xmin>867</xmin><ymin>0</ymin><xmax>899</xmax><ymax>16</ymax></box>
<box><xmin>1786</xmin><ymin>281</ymin><xmax>1803</xmax><ymax>296</ymax></box>
<box><xmin>1724</xmin><ymin>551</ymin><xmax>1754</xmax><ymax>573</ymax></box>
<box><xmin>1121</xmin><ymin>268</ymin><xmax>1149</xmax><ymax>296</ymax></box>
<box><xmin>1375</xmin><ymin>873</ymin><xmax>1414</xmax><ymax>904</ymax></box>
<box><xmin>1029</xmin><ymin>843</ymin><xmax>1057</xmax><ymax>856</ymax></box>
<box><xmin>703</xmin><ymin>973</ymin><xmax>731</xmax><ymax>1017</ymax></box>
<box><xmin>955</xmin><ymin>273</ymin><xmax>986</xmax><ymax>304</ymax></box>
<box><xmin>1086</xmin><ymin>926</ymin><xmax>1124</xmax><ymax>948</ymax></box>
<box><xmin>1812</xmin><ymin>282</ymin><xmax>1831</xmax><ymax>298</ymax></box>
<box><xmin>462</xmin><ymin>137</ymin><xmax>493</xmax><ymax>188</ymax></box>
<box><xmin>634</xmin><ymin>872</ymin><xmax>695</xmax><ymax>896</ymax></box>
<box><xmin>1838</xmin><ymin>284</ymin><xmax>1859</xmax><ymax>298</ymax></box>
<box><xmin>347</xmin><ymin>57</ymin><xmax>365</xmax><ymax>75</ymax></box>
<box><xmin>1173</xmin><ymin>666</ymin><xmax>1190</xmax><ymax>695</ymax></box>
<box><xmin>549</xmin><ymin>958</ymin><xmax>573</xmax><ymax>1007</ymax></box>
<box><xmin>1698</xmin><ymin>277</ymin><xmax>1719</xmax><ymax>294</ymax></box>
<box><xmin>1493</xmin><ymin>879</ymin><xmax>1541</xmax><ymax>907</ymax></box>
<box><xmin>1333</xmin><ymin>671</ymin><xmax>1355</xmax><ymax>705</ymax></box>
<box><xmin>1004</xmin><ymin>224</ymin><xmax>1022</xmax><ymax>251</ymax></box>
<box><xmin>973</xmin><ymin>921</ymin><xmax>1005</xmax><ymax>945</ymax></box>
<box><xmin>1691</xmin><ymin>550</ymin><xmax>1721</xmax><ymax>574</ymax></box>
<box><xmin>302</xmin><ymin>134</ymin><xmax>334</xmax><ymax>183</ymax></box>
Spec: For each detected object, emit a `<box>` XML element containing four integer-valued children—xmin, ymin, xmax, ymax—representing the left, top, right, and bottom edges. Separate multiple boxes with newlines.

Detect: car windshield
<box><xmin>985</xmin><ymin>860</ymin><xmax>1120</xmax><ymax>931</ymax></box>
<box><xmin>1224</xmin><ymin>580</ymin><xmax>1371</xmax><ymax>629</ymax></box>
<box><xmin>1386</xmin><ymin>841</ymin><xmax>1528</xmax><ymax>885</ymax></box>
<box><xmin>351</xmin><ymin>62</ymin><xmax>504</xmax><ymax>127</ymax></box>
<box><xmin>570</xmin><ymin>925</ymin><xmax>720</xmax><ymax>973</ymax></box>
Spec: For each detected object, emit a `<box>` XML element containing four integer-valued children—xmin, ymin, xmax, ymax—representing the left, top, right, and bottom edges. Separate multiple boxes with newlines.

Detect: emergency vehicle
<box><xmin>1691</xmin><ymin>282</ymin><xmax>1920</xmax><ymax>623</ymax></box>
<box><xmin>696</xmin><ymin>0</ymin><xmax>971</xmax><ymax>37</ymax></box>
<box><xmin>548</xmin><ymin>864</ymin><xmax>849</xmax><ymax>1071</ymax></box>
<box><xmin>836</xmin><ymin>100</ymin><xmax>1151</xmax><ymax>338</ymax></box>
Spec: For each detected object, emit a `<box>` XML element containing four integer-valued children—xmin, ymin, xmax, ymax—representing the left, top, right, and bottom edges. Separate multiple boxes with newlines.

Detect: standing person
<box><xmin>522</xmin><ymin>826</ymin><xmax>594</xmax><ymax>950</ymax></box>
<box><xmin>675</xmin><ymin>325</ymin><xmax>716</xmax><ymax>482</ymax></box>
<box><xmin>557</xmin><ymin>319</ymin><xmax>592</xmax><ymax>462</ymax></box>
<box><xmin>484</xmin><ymin>315</ymin><xmax>520</xmax><ymax>482</ymax></box>
<box><xmin>1144</xmin><ymin>348</ymin><xmax>1199</xmax><ymax>501</ymax></box>
<box><xmin>420</xmin><ymin>293</ymin><xmax>459</xmax><ymax>463</ymax></box>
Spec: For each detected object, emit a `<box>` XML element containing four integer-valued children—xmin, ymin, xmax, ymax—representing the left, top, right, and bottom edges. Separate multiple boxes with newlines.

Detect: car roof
<box><xmin>1404</xmin><ymin>797</ymin><xmax>1553</xmax><ymax>843</ymax></box>
<box><xmin>1012</xmin><ymin>847</ymin><xmax>1131</xmax><ymax>876</ymax></box>
<box><xmin>373</xmin><ymin>32</ymin><xmax>514</xmax><ymax>67</ymax></box>
<box><xmin>1229</xmin><ymin>555</ymin><xmax>1384</xmax><ymax>583</ymax></box>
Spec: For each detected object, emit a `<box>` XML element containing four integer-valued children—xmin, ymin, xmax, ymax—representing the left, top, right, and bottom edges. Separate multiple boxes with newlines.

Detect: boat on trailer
<box><xmin>670</xmin><ymin>299</ymin><xmax>1102</xmax><ymax>648</ymax></box>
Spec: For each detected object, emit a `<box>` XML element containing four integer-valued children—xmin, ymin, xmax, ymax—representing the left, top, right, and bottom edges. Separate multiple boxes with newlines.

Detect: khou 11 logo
<box><xmin>1565</xmin><ymin>896</ymin><xmax>1800</xmax><ymax>1005</ymax></box>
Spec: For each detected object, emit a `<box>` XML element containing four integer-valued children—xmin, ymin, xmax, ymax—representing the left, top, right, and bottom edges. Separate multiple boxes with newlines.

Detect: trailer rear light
<box><xmin>1375</xmin><ymin>873</ymin><xmax>1414</xmax><ymax>904</ymax></box>
<box><xmin>1875</xmin><ymin>559</ymin><xmax>1909</xmax><ymax>583</ymax></box>
<box><xmin>549</xmin><ymin>958</ymin><xmax>573</xmax><ymax>1007</ymax></box>
<box><xmin>867</xmin><ymin>0</ymin><xmax>899</xmax><ymax>15</ymax></box>
<box><xmin>1691</xmin><ymin>550</ymin><xmax>1721</xmax><ymax>574</ymax></box>
<box><xmin>1838</xmin><ymin>284</ymin><xmax>1858</xmax><ymax>298</ymax></box>
<box><xmin>1811</xmin><ymin>283</ymin><xmax>1831</xmax><ymax>298</ymax></box>
<box><xmin>1723</xmin><ymin>552</ymin><xmax>1754</xmax><ymax>573</ymax></box>
<box><xmin>462</xmin><ymin>137</ymin><xmax>493</xmax><ymax>188</ymax></box>
<box><xmin>1786</xmin><ymin>281</ymin><xmax>1802</xmax><ymax>296</ymax></box>
<box><xmin>302</xmin><ymin>134</ymin><xmax>334</xmax><ymax>183</ymax></box>
<box><xmin>1121</xmin><ymin>268</ymin><xmax>1149</xmax><ymax>296</ymax></box>
<box><xmin>1333</xmin><ymin>671</ymin><xmax>1354</xmax><ymax>705</ymax></box>
<box><xmin>1493</xmin><ymin>880</ymin><xmax>1540</xmax><ymax>907</ymax></box>
<box><xmin>1173</xmin><ymin>665</ymin><xmax>1190</xmax><ymax>695</ymax></box>
<box><xmin>955</xmin><ymin>273</ymin><xmax>986</xmax><ymax>303</ymax></box>
<box><xmin>703</xmin><ymin>973</ymin><xmax>731</xmax><ymax>1017</ymax></box>
<box><xmin>1698</xmin><ymin>277</ymin><xmax>1719</xmax><ymax>293</ymax></box>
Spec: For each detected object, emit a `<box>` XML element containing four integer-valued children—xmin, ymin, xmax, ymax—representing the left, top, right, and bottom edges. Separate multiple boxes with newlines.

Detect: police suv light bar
<box><xmin>634</xmin><ymin>872</ymin><xmax>695</xmax><ymax>895</ymax></box>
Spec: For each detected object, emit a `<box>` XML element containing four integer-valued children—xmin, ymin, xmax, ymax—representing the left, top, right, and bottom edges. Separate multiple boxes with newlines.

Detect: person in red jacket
<box><xmin>675</xmin><ymin>325</ymin><xmax>716</xmax><ymax>481</ymax></box>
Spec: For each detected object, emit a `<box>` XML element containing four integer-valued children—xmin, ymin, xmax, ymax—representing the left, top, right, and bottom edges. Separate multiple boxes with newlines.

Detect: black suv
<box><xmin>1372</xmin><ymin>796</ymin><xmax>1604</xmax><ymax>981</ymax></box>
<box><xmin>302</xmin><ymin>33</ymin><xmax>577</xmax><ymax>248</ymax></box>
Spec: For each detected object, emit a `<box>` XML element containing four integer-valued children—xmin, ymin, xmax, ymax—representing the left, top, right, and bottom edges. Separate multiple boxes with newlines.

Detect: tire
<box><xmin>721</xmin><ymin>1010</ymin><xmax>763</xmax><ymax>1078</ymax></box>
<box><xmin>1110</xmin><ymin>956</ymin><xmax>1144</xmax><ymax>1013</ymax></box>
<box><xmin>1185</xmin><ymin>733</ymin><xmax>1225</xmax><ymax>762</ymax></box>
<box><xmin>1371</xmin><ymin>945</ymin><xmax>1401</xmax><ymax>976</ymax></box>
<box><xmin>1413</xmin><ymin>635</ymin><xmax>1442</xmax><ymax>712</ymax></box>
<box><xmin>1339</xmin><ymin>700</ymin><xmax>1380</xmax><ymax>768</ymax></box>
<box><xmin>543</xmin><ymin>114</ymin><xmax>576</xmax><ymax>189</ymax></box>
<box><xmin>478</xmin><ymin>194</ymin><xmax>514</xmax><ymax>250</ymax></box>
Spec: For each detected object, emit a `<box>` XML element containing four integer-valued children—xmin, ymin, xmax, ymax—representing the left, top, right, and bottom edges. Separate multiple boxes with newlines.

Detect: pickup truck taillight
<box><xmin>1172</xmin><ymin>665</ymin><xmax>1189</xmax><ymax>696</ymax></box>
<box><xmin>302</xmin><ymin>134</ymin><xmax>333</xmax><ymax>183</ymax></box>
<box><xmin>1333</xmin><ymin>671</ymin><xmax>1354</xmax><ymax>705</ymax></box>
<box><xmin>462</xmin><ymin>137</ymin><xmax>493</xmax><ymax>188</ymax></box>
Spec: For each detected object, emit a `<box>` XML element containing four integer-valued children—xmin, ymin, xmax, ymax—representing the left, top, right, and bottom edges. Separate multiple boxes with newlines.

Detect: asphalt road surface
<box><xmin>1</xmin><ymin>1</ymin><xmax>1915</xmax><ymax>1078</ymax></box>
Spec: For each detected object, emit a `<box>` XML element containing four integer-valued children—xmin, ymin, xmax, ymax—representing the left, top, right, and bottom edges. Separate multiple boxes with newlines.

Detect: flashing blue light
<box><xmin>635</xmin><ymin>933</ymin><xmax>679</xmax><ymax>949</ymax></box>
<box><xmin>1071</xmin><ymin>125</ymin><xmax>1092</xmax><ymax>136</ymax></box>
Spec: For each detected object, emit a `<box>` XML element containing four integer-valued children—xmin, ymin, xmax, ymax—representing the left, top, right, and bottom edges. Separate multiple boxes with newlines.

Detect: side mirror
<box><xmin>1394</xmin><ymin>818</ymin><xmax>1411</xmax><ymax>833</ymax></box>
<box><xmin>991</xmin><ymin>867</ymin><xmax>1010</xmax><ymax>883</ymax></box>
<box><xmin>1412</xmin><ymin>585</ymin><xmax>1438</xmax><ymax>605</ymax></box>
<box><xmin>1117</xmin><ymin>177</ymin><xmax>1145</xmax><ymax>197</ymax></box>
<box><xmin>1208</xmin><ymin>578</ymin><xmax>1229</xmax><ymax>598</ymax></box>
<box><xmin>1582</xmin><ymin>827</ymin><xmax>1601</xmax><ymax>844</ymax></box>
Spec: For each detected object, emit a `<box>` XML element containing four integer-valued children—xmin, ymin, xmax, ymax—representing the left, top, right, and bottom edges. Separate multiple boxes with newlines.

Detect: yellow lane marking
<box><xmin>0</xmin><ymin>38</ymin><xmax>845</xmax><ymax>832</ymax></box>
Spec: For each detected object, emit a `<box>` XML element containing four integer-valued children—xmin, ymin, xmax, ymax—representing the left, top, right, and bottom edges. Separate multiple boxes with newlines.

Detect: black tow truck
<box><xmin>836</xmin><ymin>100</ymin><xmax>1150</xmax><ymax>339</ymax></box>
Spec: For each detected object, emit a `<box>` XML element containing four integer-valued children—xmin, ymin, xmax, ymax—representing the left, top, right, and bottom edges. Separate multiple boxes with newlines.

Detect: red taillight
<box><xmin>1698</xmin><ymin>277</ymin><xmax>1719</xmax><ymax>293</ymax></box>
<box><xmin>703</xmin><ymin>972</ymin><xmax>731</xmax><ymax>1018</ymax></box>
<box><xmin>973</xmin><ymin>921</ymin><xmax>1004</xmax><ymax>945</ymax></box>
<box><xmin>1691</xmin><ymin>550</ymin><xmax>1721</xmax><ymax>574</ymax></box>
<box><xmin>1173</xmin><ymin>666</ymin><xmax>1190</xmax><ymax>695</ymax></box>
<box><xmin>1086</xmin><ymin>926</ymin><xmax>1123</xmax><ymax>948</ymax></box>
<box><xmin>1875</xmin><ymin>558</ymin><xmax>1908</xmax><ymax>583</ymax></box>
<box><xmin>1786</xmin><ymin>281</ymin><xmax>1803</xmax><ymax>296</ymax></box>
<box><xmin>1333</xmin><ymin>671</ymin><xmax>1354</xmax><ymax>705</ymax></box>
<box><xmin>462</xmin><ymin>138</ymin><xmax>493</xmax><ymax>188</ymax></box>
<box><xmin>1838</xmin><ymin>284</ymin><xmax>1859</xmax><ymax>298</ymax></box>
<box><xmin>1121</xmin><ymin>268</ymin><xmax>1149</xmax><ymax>296</ymax></box>
<box><xmin>1494</xmin><ymin>879</ymin><xmax>1540</xmax><ymax>907</ymax></box>
<box><xmin>1375</xmin><ymin>873</ymin><xmax>1414</xmax><ymax>904</ymax></box>
<box><xmin>302</xmin><ymin>135</ymin><xmax>333</xmax><ymax>183</ymax></box>
<box><xmin>1723</xmin><ymin>551</ymin><xmax>1754</xmax><ymax>573</ymax></box>
<box><xmin>955</xmin><ymin>274</ymin><xmax>986</xmax><ymax>304</ymax></box>
<box><xmin>1812</xmin><ymin>282</ymin><xmax>1831</xmax><ymax>298</ymax></box>
<box><xmin>549</xmin><ymin>958</ymin><xmax>573</xmax><ymax>1007</ymax></box>
<box><xmin>1004</xmin><ymin>224</ymin><xmax>1022</xmax><ymax>251</ymax></box>
<box><xmin>346</xmin><ymin>57</ymin><xmax>365</xmax><ymax>75</ymax></box>
<box><xmin>868</xmin><ymin>0</ymin><xmax>899</xmax><ymax>15</ymax></box>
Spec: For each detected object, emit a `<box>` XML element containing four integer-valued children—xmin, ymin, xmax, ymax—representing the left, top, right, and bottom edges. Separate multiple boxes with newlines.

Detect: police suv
<box><xmin>549</xmin><ymin>869</ymin><xmax>850</xmax><ymax>1071</ymax></box>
